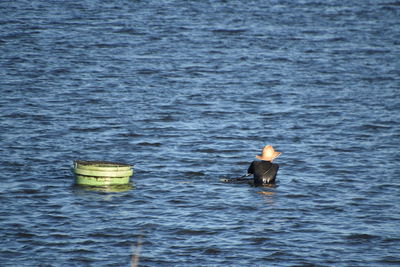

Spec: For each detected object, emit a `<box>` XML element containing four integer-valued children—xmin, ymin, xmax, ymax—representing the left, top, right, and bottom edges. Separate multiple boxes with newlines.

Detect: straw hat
<box><xmin>255</xmin><ymin>145</ymin><xmax>281</xmax><ymax>161</ymax></box>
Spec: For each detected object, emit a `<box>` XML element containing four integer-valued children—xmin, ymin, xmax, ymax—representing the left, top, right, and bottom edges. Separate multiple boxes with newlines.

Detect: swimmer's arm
<box><xmin>247</xmin><ymin>161</ymin><xmax>255</xmax><ymax>175</ymax></box>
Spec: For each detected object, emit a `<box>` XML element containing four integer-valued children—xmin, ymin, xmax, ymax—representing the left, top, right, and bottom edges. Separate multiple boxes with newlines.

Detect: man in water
<box><xmin>222</xmin><ymin>145</ymin><xmax>281</xmax><ymax>186</ymax></box>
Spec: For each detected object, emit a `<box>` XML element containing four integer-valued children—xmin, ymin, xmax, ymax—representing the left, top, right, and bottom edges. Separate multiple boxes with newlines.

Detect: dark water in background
<box><xmin>1</xmin><ymin>0</ymin><xmax>399</xmax><ymax>266</ymax></box>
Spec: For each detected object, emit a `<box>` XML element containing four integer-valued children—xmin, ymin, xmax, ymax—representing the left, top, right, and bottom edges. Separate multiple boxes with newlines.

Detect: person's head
<box><xmin>255</xmin><ymin>145</ymin><xmax>281</xmax><ymax>162</ymax></box>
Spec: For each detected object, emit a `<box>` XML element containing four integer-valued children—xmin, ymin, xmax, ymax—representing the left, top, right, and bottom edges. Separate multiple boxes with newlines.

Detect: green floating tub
<box><xmin>73</xmin><ymin>160</ymin><xmax>133</xmax><ymax>186</ymax></box>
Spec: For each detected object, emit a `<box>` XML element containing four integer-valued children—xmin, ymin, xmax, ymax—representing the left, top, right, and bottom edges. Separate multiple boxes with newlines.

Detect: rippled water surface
<box><xmin>1</xmin><ymin>0</ymin><xmax>399</xmax><ymax>266</ymax></box>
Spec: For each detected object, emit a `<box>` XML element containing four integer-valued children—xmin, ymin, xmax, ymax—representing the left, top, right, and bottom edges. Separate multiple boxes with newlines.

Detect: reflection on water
<box><xmin>73</xmin><ymin>183</ymin><xmax>134</xmax><ymax>194</ymax></box>
<box><xmin>257</xmin><ymin>191</ymin><xmax>274</xmax><ymax>196</ymax></box>
<box><xmin>72</xmin><ymin>183</ymin><xmax>135</xmax><ymax>201</ymax></box>
<box><xmin>256</xmin><ymin>188</ymin><xmax>276</xmax><ymax>205</ymax></box>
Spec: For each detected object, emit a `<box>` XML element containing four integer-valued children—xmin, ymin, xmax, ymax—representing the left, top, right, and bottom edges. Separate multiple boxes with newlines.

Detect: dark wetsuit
<box><xmin>247</xmin><ymin>160</ymin><xmax>279</xmax><ymax>186</ymax></box>
<box><xmin>221</xmin><ymin>160</ymin><xmax>279</xmax><ymax>186</ymax></box>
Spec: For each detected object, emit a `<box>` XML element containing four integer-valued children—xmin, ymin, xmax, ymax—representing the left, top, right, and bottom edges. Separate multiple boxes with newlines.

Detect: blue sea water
<box><xmin>1</xmin><ymin>0</ymin><xmax>399</xmax><ymax>266</ymax></box>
